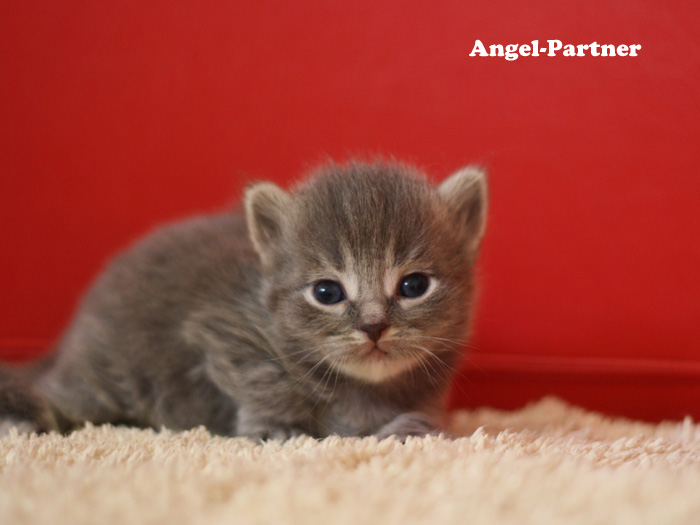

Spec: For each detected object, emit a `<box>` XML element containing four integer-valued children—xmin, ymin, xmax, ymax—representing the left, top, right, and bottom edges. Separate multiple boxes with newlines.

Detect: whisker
<box><xmin>406</xmin><ymin>343</ymin><xmax>461</xmax><ymax>380</ymax></box>
<box><xmin>413</xmin><ymin>349</ymin><xmax>439</xmax><ymax>390</ymax></box>
<box><xmin>289</xmin><ymin>353</ymin><xmax>334</xmax><ymax>388</ymax></box>
<box><xmin>266</xmin><ymin>335</ymin><xmax>361</xmax><ymax>360</ymax></box>
<box><xmin>310</xmin><ymin>357</ymin><xmax>336</xmax><ymax>399</ymax></box>
<box><xmin>409</xmin><ymin>335</ymin><xmax>468</xmax><ymax>346</ymax></box>
<box><xmin>309</xmin><ymin>355</ymin><xmax>344</xmax><ymax>411</ymax></box>
<box><xmin>408</xmin><ymin>336</ymin><xmax>484</xmax><ymax>357</ymax></box>
<box><xmin>410</xmin><ymin>343</ymin><xmax>475</xmax><ymax>400</ymax></box>
<box><xmin>265</xmin><ymin>348</ymin><xmax>315</xmax><ymax>362</ymax></box>
<box><xmin>411</xmin><ymin>343</ymin><xmax>455</xmax><ymax>368</ymax></box>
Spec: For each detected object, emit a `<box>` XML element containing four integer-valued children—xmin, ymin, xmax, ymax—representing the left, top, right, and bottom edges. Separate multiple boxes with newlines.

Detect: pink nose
<box><xmin>360</xmin><ymin>322</ymin><xmax>389</xmax><ymax>343</ymax></box>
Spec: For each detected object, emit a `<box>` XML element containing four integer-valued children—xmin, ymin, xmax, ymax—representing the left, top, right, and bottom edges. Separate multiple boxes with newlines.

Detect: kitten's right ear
<box><xmin>438</xmin><ymin>166</ymin><xmax>489</xmax><ymax>256</ymax></box>
<box><xmin>244</xmin><ymin>182</ymin><xmax>292</xmax><ymax>267</ymax></box>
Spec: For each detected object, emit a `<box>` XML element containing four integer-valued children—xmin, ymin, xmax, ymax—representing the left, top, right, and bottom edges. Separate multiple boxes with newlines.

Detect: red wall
<box><xmin>2</xmin><ymin>1</ymin><xmax>699</xmax><ymax>421</ymax></box>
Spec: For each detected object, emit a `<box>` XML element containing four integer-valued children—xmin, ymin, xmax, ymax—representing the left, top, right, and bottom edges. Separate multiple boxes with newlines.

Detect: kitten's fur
<box><xmin>0</xmin><ymin>161</ymin><xmax>487</xmax><ymax>440</ymax></box>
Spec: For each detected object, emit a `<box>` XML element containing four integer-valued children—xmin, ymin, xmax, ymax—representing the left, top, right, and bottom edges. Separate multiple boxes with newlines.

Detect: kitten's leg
<box><xmin>232</xmin><ymin>374</ymin><xmax>317</xmax><ymax>441</ymax></box>
<box><xmin>189</xmin><ymin>312</ymin><xmax>318</xmax><ymax>440</ymax></box>
<box><xmin>204</xmin><ymin>355</ymin><xmax>316</xmax><ymax>441</ymax></box>
<box><xmin>374</xmin><ymin>411</ymin><xmax>443</xmax><ymax>441</ymax></box>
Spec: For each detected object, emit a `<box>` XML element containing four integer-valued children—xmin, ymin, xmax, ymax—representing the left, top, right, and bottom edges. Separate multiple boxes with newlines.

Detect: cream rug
<box><xmin>1</xmin><ymin>397</ymin><xmax>699</xmax><ymax>524</ymax></box>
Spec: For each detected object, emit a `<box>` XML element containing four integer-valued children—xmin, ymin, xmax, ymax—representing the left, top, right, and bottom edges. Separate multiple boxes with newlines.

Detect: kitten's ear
<box><xmin>438</xmin><ymin>166</ymin><xmax>489</xmax><ymax>254</ymax></box>
<box><xmin>244</xmin><ymin>182</ymin><xmax>292</xmax><ymax>267</ymax></box>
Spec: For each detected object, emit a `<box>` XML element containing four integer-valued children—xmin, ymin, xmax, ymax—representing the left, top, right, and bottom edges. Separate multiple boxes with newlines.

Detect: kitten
<box><xmin>0</xmin><ymin>160</ymin><xmax>487</xmax><ymax>440</ymax></box>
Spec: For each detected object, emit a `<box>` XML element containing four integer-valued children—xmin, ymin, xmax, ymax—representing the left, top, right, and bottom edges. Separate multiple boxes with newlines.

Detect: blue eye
<box><xmin>399</xmin><ymin>273</ymin><xmax>430</xmax><ymax>298</ymax></box>
<box><xmin>313</xmin><ymin>280</ymin><xmax>345</xmax><ymax>305</ymax></box>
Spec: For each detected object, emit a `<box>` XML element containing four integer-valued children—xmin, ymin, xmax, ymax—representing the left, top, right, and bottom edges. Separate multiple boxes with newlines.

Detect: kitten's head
<box><xmin>245</xmin><ymin>161</ymin><xmax>487</xmax><ymax>384</ymax></box>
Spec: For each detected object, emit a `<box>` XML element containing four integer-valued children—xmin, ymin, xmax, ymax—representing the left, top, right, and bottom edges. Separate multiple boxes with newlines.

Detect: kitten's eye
<box><xmin>398</xmin><ymin>273</ymin><xmax>430</xmax><ymax>298</ymax></box>
<box><xmin>313</xmin><ymin>280</ymin><xmax>345</xmax><ymax>305</ymax></box>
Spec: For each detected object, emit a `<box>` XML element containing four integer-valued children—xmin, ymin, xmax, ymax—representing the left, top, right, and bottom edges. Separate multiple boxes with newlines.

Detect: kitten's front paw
<box><xmin>239</xmin><ymin>424</ymin><xmax>307</xmax><ymax>442</ymax></box>
<box><xmin>375</xmin><ymin>412</ymin><xmax>442</xmax><ymax>441</ymax></box>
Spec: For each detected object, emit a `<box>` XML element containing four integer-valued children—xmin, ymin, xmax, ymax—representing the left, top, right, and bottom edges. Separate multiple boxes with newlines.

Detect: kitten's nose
<box><xmin>360</xmin><ymin>322</ymin><xmax>389</xmax><ymax>343</ymax></box>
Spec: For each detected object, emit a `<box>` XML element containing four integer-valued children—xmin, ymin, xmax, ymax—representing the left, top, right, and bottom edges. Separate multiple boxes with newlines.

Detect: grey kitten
<box><xmin>0</xmin><ymin>161</ymin><xmax>487</xmax><ymax>440</ymax></box>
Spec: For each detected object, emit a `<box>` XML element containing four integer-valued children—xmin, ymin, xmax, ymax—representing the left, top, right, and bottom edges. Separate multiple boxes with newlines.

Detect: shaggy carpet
<box><xmin>1</xmin><ymin>397</ymin><xmax>699</xmax><ymax>524</ymax></box>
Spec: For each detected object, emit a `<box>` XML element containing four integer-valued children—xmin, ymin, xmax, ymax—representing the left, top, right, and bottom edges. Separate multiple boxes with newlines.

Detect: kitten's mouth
<box><xmin>333</xmin><ymin>341</ymin><xmax>418</xmax><ymax>383</ymax></box>
<box><xmin>365</xmin><ymin>345</ymin><xmax>388</xmax><ymax>361</ymax></box>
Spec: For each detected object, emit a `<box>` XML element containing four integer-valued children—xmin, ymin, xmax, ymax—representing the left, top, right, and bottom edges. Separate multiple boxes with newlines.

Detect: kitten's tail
<box><xmin>0</xmin><ymin>358</ymin><xmax>58</xmax><ymax>435</ymax></box>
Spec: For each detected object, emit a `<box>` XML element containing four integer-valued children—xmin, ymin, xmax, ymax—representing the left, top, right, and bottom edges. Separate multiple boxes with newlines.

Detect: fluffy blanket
<box><xmin>1</xmin><ymin>397</ymin><xmax>699</xmax><ymax>524</ymax></box>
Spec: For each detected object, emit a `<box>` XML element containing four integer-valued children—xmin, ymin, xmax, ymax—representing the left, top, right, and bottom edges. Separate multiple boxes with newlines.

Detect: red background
<box><xmin>2</xmin><ymin>1</ymin><xmax>699</xmax><ymax>422</ymax></box>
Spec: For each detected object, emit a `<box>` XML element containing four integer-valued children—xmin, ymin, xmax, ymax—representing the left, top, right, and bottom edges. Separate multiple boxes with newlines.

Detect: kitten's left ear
<box><xmin>438</xmin><ymin>166</ymin><xmax>489</xmax><ymax>254</ymax></box>
<box><xmin>244</xmin><ymin>182</ymin><xmax>292</xmax><ymax>268</ymax></box>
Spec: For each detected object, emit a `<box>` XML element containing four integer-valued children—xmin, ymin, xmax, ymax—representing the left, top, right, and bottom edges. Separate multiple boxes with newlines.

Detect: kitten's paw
<box><xmin>240</xmin><ymin>424</ymin><xmax>307</xmax><ymax>442</ymax></box>
<box><xmin>236</xmin><ymin>406</ymin><xmax>310</xmax><ymax>442</ymax></box>
<box><xmin>0</xmin><ymin>417</ymin><xmax>41</xmax><ymax>437</ymax></box>
<box><xmin>375</xmin><ymin>412</ymin><xmax>442</xmax><ymax>441</ymax></box>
